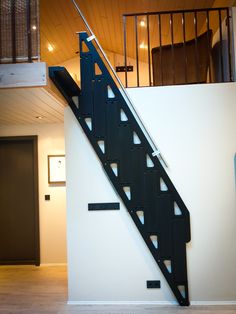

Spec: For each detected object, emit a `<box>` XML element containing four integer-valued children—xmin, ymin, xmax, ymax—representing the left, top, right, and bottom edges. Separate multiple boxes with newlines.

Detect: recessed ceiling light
<box><xmin>36</xmin><ymin>116</ymin><xmax>43</xmax><ymax>119</ymax></box>
<box><xmin>48</xmin><ymin>44</ymin><xmax>54</xmax><ymax>52</ymax></box>
<box><xmin>32</xmin><ymin>25</ymin><xmax>37</xmax><ymax>30</ymax></box>
<box><xmin>140</xmin><ymin>20</ymin><xmax>146</xmax><ymax>27</ymax></box>
<box><xmin>139</xmin><ymin>43</ymin><xmax>147</xmax><ymax>49</ymax></box>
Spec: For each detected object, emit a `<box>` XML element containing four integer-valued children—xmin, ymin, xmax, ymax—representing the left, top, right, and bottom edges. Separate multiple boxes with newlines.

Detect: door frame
<box><xmin>0</xmin><ymin>136</ymin><xmax>40</xmax><ymax>266</ymax></box>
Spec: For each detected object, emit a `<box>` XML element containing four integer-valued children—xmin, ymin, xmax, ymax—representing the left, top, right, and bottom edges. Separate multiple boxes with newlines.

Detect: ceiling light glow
<box><xmin>48</xmin><ymin>44</ymin><xmax>54</xmax><ymax>52</ymax></box>
<box><xmin>32</xmin><ymin>25</ymin><xmax>37</xmax><ymax>30</ymax></box>
<box><xmin>140</xmin><ymin>20</ymin><xmax>146</xmax><ymax>27</ymax></box>
<box><xmin>139</xmin><ymin>43</ymin><xmax>147</xmax><ymax>49</ymax></box>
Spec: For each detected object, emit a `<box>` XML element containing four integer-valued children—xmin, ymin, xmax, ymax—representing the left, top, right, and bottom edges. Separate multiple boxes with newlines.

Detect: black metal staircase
<box><xmin>49</xmin><ymin>31</ymin><xmax>191</xmax><ymax>306</ymax></box>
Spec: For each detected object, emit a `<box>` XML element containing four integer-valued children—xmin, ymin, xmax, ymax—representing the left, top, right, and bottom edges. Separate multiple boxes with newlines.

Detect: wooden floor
<box><xmin>0</xmin><ymin>265</ymin><xmax>236</xmax><ymax>314</ymax></box>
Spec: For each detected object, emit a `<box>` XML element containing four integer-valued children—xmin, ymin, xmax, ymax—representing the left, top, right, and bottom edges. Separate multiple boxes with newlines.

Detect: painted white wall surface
<box><xmin>0</xmin><ymin>123</ymin><xmax>67</xmax><ymax>264</ymax></box>
<box><xmin>65</xmin><ymin>82</ymin><xmax>236</xmax><ymax>303</ymax></box>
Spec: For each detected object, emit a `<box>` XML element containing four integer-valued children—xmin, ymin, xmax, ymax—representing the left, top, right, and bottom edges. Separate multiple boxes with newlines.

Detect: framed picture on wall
<box><xmin>48</xmin><ymin>155</ymin><xmax>66</xmax><ymax>184</ymax></box>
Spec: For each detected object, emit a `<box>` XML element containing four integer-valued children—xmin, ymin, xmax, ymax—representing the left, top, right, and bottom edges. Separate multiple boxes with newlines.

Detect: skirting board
<box><xmin>68</xmin><ymin>301</ymin><xmax>178</xmax><ymax>305</ymax></box>
<box><xmin>40</xmin><ymin>263</ymin><xmax>67</xmax><ymax>266</ymax></box>
<box><xmin>190</xmin><ymin>301</ymin><xmax>236</xmax><ymax>305</ymax></box>
<box><xmin>67</xmin><ymin>301</ymin><xmax>236</xmax><ymax>306</ymax></box>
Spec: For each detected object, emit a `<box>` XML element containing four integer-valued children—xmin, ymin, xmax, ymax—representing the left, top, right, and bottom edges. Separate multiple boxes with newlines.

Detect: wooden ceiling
<box><xmin>0</xmin><ymin>87</ymin><xmax>65</xmax><ymax>125</ymax></box>
<box><xmin>40</xmin><ymin>0</ymin><xmax>236</xmax><ymax>65</ymax></box>
<box><xmin>1</xmin><ymin>0</ymin><xmax>236</xmax><ymax>127</ymax></box>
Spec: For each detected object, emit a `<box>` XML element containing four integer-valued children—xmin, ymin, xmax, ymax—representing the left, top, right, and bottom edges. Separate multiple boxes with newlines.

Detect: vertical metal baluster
<box><xmin>158</xmin><ymin>13</ymin><xmax>163</xmax><ymax>85</ymax></box>
<box><xmin>219</xmin><ymin>9</ymin><xmax>224</xmax><ymax>82</ymax></box>
<box><xmin>206</xmin><ymin>10</ymin><xmax>212</xmax><ymax>83</ymax></box>
<box><xmin>182</xmin><ymin>12</ymin><xmax>187</xmax><ymax>83</ymax></box>
<box><xmin>194</xmin><ymin>12</ymin><xmax>199</xmax><ymax>83</ymax></box>
<box><xmin>170</xmin><ymin>13</ymin><xmax>175</xmax><ymax>84</ymax></box>
<box><xmin>26</xmin><ymin>0</ymin><xmax>32</xmax><ymax>62</ymax></box>
<box><xmin>135</xmin><ymin>15</ymin><xmax>139</xmax><ymax>87</ymax></box>
<box><xmin>36</xmin><ymin>0</ymin><xmax>40</xmax><ymax>61</ymax></box>
<box><xmin>147</xmin><ymin>14</ymin><xmax>151</xmax><ymax>86</ymax></box>
<box><xmin>0</xmin><ymin>2</ymin><xmax>2</xmax><ymax>64</ymax></box>
<box><xmin>11</xmin><ymin>0</ymin><xmax>16</xmax><ymax>63</ymax></box>
<box><xmin>226</xmin><ymin>8</ymin><xmax>233</xmax><ymax>82</ymax></box>
<box><xmin>123</xmin><ymin>15</ymin><xmax>128</xmax><ymax>87</ymax></box>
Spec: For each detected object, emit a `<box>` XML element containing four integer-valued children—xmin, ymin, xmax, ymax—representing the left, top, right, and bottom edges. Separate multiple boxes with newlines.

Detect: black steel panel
<box><xmin>130</xmin><ymin>147</ymin><xmax>145</xmax><ymax>208</ymax></box>
<box><xmin>105</xmin><ymin>101</ymin><xmax>120</xmax><ymax>160</ymax></box>
<box><xmin>156</xmin><ymin>194</ymin><xmax>173</xmax><ymax>258</ymax></box>
<box><xmin>93</xmin><ymin>78</ymin><xmax>106</xmax><ymax>138</ymax></box>
<box><xmin>117</xmin><ymin>124</ymin><xmax>133</xmax><ymax>184</ymax></box>
<box><xmin>80</xmin><ymin>54</ymin><xmax>94</xmax><ymax>116</ymax></box>
<box><xmin>172</xmin><ymin>219</ymin><xmax>188</xmax><ymax>283</ymax></box>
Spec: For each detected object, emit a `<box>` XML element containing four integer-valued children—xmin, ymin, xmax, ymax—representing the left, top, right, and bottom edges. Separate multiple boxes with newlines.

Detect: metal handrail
<box><xmin>71</xmin><ymin>0</ymin><xmax>168</xmax><ymax>168</ymax></box>
<box><xmin>123</xmin><ymin>6</ymin><xmax>232</xmax><ymax>17</ymax></box>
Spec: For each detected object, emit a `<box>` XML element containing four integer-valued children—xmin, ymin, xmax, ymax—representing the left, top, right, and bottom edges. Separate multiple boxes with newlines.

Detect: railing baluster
<box><xmin>123</xmin><ymin>15</ymin><xmax>128</xmax><ymax>87</ymax></box>
<box><xmin>219</xmin><ymin>9</ymin><xmax>224</xmax><ymax>82</ymax></box>
<box><xmin>135</xmin><ymin>15</ymin><xmax>140</xmax><ymax>87</ymax></box>
<box><xmin>170</xmin><ymin>13</ymin><xmax>175</xmax><ymax>84</ymax></box>
<box><xmin>226</xmin><ymin>8</ymin><xmax>233</xmax><ymax>82</ymax></box>
<box><xmin>123</xmin><ymin>6</ymin><xmax>234</xmax><ymax>88</ymax></box>
<box><xmin>194</xmin><ymin>12</ymin><xmax>199</xmax><ymax>83</ymax></box>
<box><xmin>158</xmin><ymin>13</ymin><xmax>163</xmax><ymax>85</ymax></box>
<box><xmin>11</xmin><ymin>0</ymin><xmax>16</xmax><ymax>63</ymax></box>
<box><xmin>26</xmin><ymin>0</ymin><xmax>32</xmax><ymax>62</ymax></box>
<box><xmin>147</xmin><ymin>14</ymin><xmax>151</xmax><ymax>86</ymax></box>
<box><xmin>182</xmin><ymin>12</ymin><xmax>187</xmax><ymax>83</ymax></box>
<box><xmin>0</xmin><ymin>2</ymin><xmax>2</xmax><ymax>64</ymax></box>
<box><xmin>206</xmin><ymin>10</ymin><xmax>212</xmax><ymax>83</ymax></box>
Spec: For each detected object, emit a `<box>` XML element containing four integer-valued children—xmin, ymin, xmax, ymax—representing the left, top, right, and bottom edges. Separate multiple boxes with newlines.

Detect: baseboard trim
<box><xmin>67</xmin><ymin>301</ymin><xmax>177</xmax><ymax>305</ymax></box>
<box><xmin>190</xmin><ymin>301</ymin><xmax>236</xmax><ymax>305</ymax></box>
<box><xmin>67</xmin><ymin>300</ymin><xmax>236</xmax><ymax>306</ymax></box>
<box><xmin>40</xmin><ymin>263</ymin><xmax>67</xmax><ymax>266</ymax></box>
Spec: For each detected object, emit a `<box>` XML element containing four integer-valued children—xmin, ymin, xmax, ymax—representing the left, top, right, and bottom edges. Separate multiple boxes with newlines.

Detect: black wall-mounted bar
<box><xmin>88</xmin><ymin>203</ymin><xmax>120</xmax><ymax>211</ymax></box>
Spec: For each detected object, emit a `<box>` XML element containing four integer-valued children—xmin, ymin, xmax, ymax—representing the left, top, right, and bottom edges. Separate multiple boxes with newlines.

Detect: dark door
<box><xmin>0</xmin><ymin>136</ymin><xmax>40</xmax><ymax>265</ymax></box>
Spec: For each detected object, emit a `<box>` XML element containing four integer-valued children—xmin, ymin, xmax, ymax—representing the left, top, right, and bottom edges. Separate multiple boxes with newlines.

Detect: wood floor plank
<box><xmin>0</xmin><ymin>265</ymin><xmax>235</xmax><ymax>313</ymax></box>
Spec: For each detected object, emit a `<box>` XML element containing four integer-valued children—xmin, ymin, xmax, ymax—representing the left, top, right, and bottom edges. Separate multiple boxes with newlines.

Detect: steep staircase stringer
<box><xmin>49</xmin><ymin>31</ymin><xmax>191</xmax><ymax>306</ymax></box>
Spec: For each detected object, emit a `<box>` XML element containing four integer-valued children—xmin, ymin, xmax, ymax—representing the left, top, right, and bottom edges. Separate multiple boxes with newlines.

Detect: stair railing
<box><xmin>71</xmin><ymin>0</ymin><xmax>168</xmax><ymax>168</ymax></box>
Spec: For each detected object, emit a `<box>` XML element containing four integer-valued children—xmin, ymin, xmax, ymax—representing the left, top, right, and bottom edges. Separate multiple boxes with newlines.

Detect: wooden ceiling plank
<box><xmin>14</xmin><ymin>89</ymin><xmax>64</xmax><ymax>121</ymax></box>
<box><xmin>103</xmin><ymin>0</ymin><xmax>116</xmax><ymax>53</ymax></box>
<box><xmin>0</xmin><ymin>110</ymin><xmax>32</xmax><ymax>124</ymax></box>
<box><xmin>40</xmin><ymin>32</ymin><xmax>62</xmax><ymax>65</ymax></box>
<box><xmin>89</xmin><ymin>0</ymin><xmax>107</xmax><ymax>46</ymax></box>
<box><xmin>56</xmin><ymin>0</ymin><xmax>79</xmax><ymax>54</ymax></box>
<box><xmin>40</xmin><ymin>5</ymin><xmax>74</xmax><ymax>64</ymax></box>
<box><xmin>40</xmin><ymin>26</ymin><xmax>70</xmax><ymax>65</ymax></box>
<box><xmin>39</xmin><ymin>0</ymin><xmax>235</xmax><ymax>65</ymax></box>
<box><xmin>0</xmin><ymin>89</ymin><xmax>63</xmax><ymax>123</ymax></box>
<box><xmin>29</xmin><ymin>88</ymin><xmax>65</xmax><ymax>113</ymax></box>
<box><xmin>0</xmin><ymin>102</ymin><xmax>43</xmax><ymax>124</ymax></box>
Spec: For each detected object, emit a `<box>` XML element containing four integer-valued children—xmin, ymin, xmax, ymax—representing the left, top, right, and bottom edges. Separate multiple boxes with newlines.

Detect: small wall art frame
<box><xmin>48</xmin><ymin>155</ymin><xmax>66</xmax><ymax>184</ymax></box>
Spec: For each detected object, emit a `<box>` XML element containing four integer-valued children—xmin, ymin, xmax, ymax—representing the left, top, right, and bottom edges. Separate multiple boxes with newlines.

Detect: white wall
<box><xmin>65</xmin><ymin>82</ymin><xmax>236</xmax><ymax>303</ymax></box>
<box><xmin>0</xmin><ymin>123</ymin><xmax>67</xmax><ymax>264</ymax></box>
